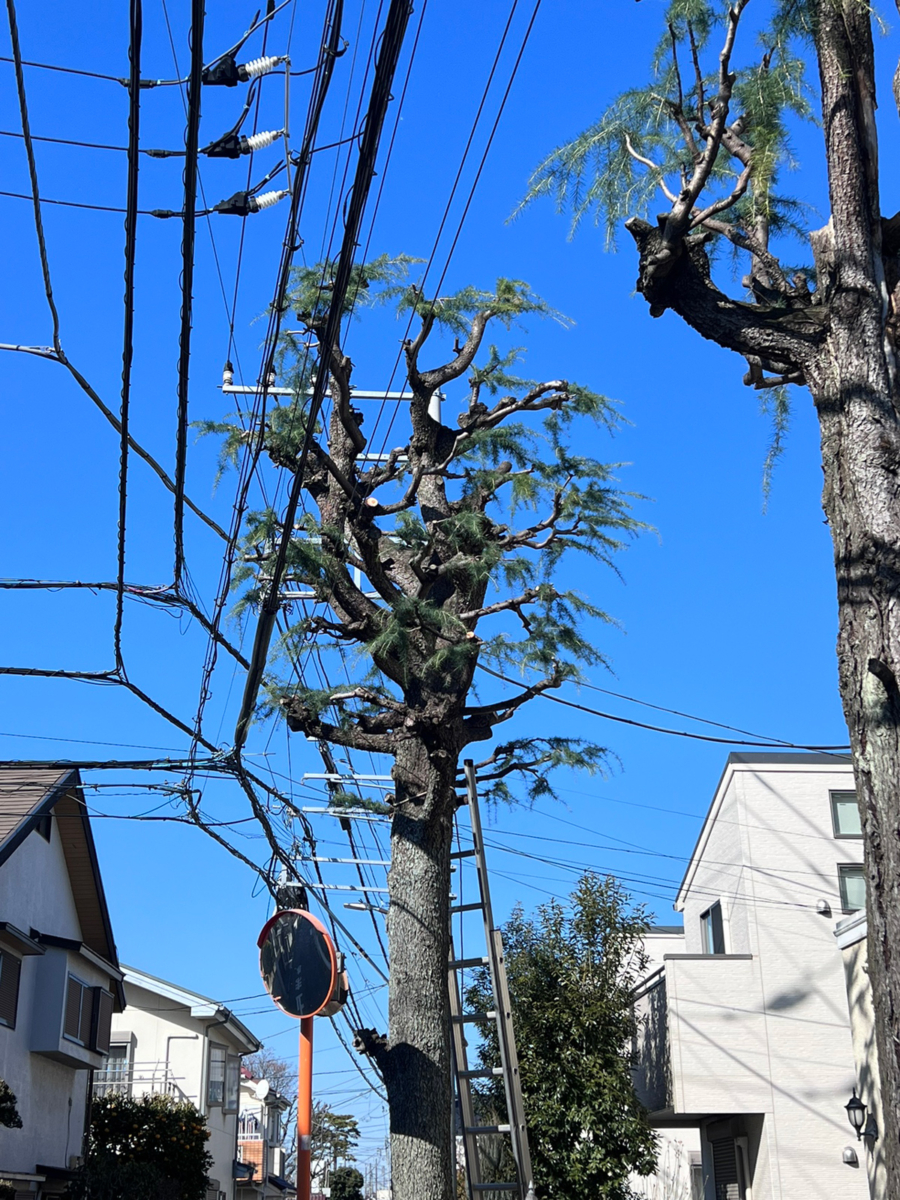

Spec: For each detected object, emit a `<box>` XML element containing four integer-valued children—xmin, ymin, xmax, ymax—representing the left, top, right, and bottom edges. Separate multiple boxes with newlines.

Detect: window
<box><xmin>831</xmin><ymin>791</ymin><xmax>862</xmax><ymax>838</ymax></box>
<box><xmin>701</xmin><ymin>902</ymin><xmax>726</xmax><ymax>955</ymax></box>
<box><xmin>63</xmin><ymin>977</ymin><xmax>112</xmax><ymax>1051</ymax></box>
<box><xmin>208</xmin><ymin>1044</ymin><xmax>226</xmax><ymax>1106</ymax></box>
<box><xmin>64</xmin><ymin>976</ymin><xmax>94</xmax><ymax>1045</ymax></box>
<box><xmin>839</xmin><ymin>864</ymin><xmax>866</xmax><ymax>914</ymax></box>
<box><xmin>0</xmin><ymin>952</ymin><xmax>21</xmax><ymax>1029</ymax></box>
<box><xmin>35</xmin><ymin>811</ymin><xmax>52</xmax><ymax>842</ymax></box>
<box><xmin>95</xmin><ymin>1043</ymin><xmax>131</xmax><ymax>1097</ymax></box>
<box><xmin>224</xmin><ymin>1053</ymin><xmax>240</xmax><ymax>1113</ymax></box>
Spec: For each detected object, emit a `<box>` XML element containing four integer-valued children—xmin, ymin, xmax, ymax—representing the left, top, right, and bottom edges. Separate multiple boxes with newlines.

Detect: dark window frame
<box><xmin>701</xmin><ymin>901</ymin><xmax>727</xmax><ymax>955</ymax></box>
<box><xmin>830</xmin><ymin>790</ymin><xmax>863</xmax><ymax>840</ymax></box>
<box><xmin>839</xmin><ymin>863</ymin><xmax>866</xmax><ymax>915</ymax></box>
<box><xmin>0</xmin><ymin>951</ymin><xmax>22</xmax><ymax>1029</ymax></box>
<box><xmin>208</xmin><ymin>1043</ymin><xmax>227</xmax><ymax>1108</ymax></box>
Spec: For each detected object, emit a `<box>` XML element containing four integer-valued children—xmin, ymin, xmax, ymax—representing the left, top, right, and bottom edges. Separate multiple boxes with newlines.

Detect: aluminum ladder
<box><xmin>448</xmin><ymin>759</ymin><xmax>536</xmax><ymax>1200</ymax></box>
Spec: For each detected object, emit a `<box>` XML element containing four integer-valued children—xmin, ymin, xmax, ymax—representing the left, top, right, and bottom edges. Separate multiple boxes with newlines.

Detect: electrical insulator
<box><xmin>214</xmin><ymin>189</ymin><xmax>289</xmax><ymax>216</ymax></box>
<box><xmin>241</xmin><ymin>55</ymin><xmax>283</xmax><ymax>80</ymax></box>
<box><xmin>202</xmin><ymin>53</ymin><xmax>286</xmax><ymax>87</ymax></box>
<box><xmin>204</xmin><ymin>129</ymin><xmax>283</xmax><ymax>159</ymax></box>
<box><xmin>223</xmin><ymin>360</ymin><xmax>234</xmax><ymax>386</ymax></box>
<box><xmin>267</xmin><ymin>369</ymin><xmax>277</xmax><ymax>388</ymax></box>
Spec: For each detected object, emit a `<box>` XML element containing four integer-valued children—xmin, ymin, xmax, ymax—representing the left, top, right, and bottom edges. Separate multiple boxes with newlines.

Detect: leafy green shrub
<box><xmin>0</xmin><ymin>1180</ymin><xmax>16</xmax><ymax>1200</ymax></box>
<box><xmin>330</xmin><ymin>1165</ymin><xmax>364</xmax><ymax>1200</ymax></box>
<box><xmin>67</xmin><ymin>1093</ymin><xmax>213</xmax><ymax>1200</ymax></box>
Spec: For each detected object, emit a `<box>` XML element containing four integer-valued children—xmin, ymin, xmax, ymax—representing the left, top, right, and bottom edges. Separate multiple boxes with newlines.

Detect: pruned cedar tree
<box><xmin>519</xmin><ymin>0</ymin><xmax>900</xmax><ymax>1188</ymax></box>
<box><xmin>203</xmin><ymin>258</ymin><xmax>639</xmax><ymax>1200</ymax></box>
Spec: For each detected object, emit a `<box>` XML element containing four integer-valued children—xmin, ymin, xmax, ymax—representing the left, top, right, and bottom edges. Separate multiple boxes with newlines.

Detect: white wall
<box><xmin>0</xmin><ymin>814</ymin><xmax>101</xmax><ymax>1179</ymax></box>
<box><xmin>110</xmin><ymin>979</ymin><xmax>253</xmax><ymax>1200</ymax></box>
<box><xmin>674</xmin><ymin>760</ymin><xmax>868</xmax><ymax>1200</ymax></box>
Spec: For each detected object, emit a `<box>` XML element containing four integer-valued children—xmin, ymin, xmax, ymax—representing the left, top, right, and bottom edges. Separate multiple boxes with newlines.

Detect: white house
<box><xmin>237</xmin><ymin>1068</ymin><xmax>292</xmax><ymax>1199</ymax></box>
<box><xmin>632</xmin><ymin>752</ymin><xmax>868</xmax><ymax>1200</ymax></box>
<box><xmin>0</xmin><ymin>766</ymin><xmax>124</xmax><ymax>1197</ymax></box>
<box><xmin>94</xmin><ymin>965</ymin><xmax>262</xmax><ymax>1200</ymax></box>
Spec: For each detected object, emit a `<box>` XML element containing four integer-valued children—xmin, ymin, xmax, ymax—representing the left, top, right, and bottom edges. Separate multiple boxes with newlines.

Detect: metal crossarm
<box><xmin>447</xmin><ymin>759</ymin><xmax>536</xmax><ymax>1200</ymax></box>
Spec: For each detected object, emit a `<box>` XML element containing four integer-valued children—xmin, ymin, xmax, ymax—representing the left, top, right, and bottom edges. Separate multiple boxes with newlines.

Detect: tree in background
<box><xmin>466</xmin><ymin>873</ymin><xmax>657</xmax><ymax>1199</ymax></box>
<box><xmin>0</xmin><ymin>1081</ymin><xmax>21</xmax><ymax>1129</ymax></box>
<box><xmin>329</xmin><ymin>1165</ymin><xmax>365</xmax><ymax>1200</ymax></box>
<box><xmin>521</xmin><ymin>0</ymin><xmax>900</xmax><ymax>1186</ymax></box>
<box><xmin>207</xmin><ymin>258</ymin><xmax>640</xmax><ymax>1200</ymax></box>
<box><xmin>243</xmin><ymin>1049</ymin><xmax>360</xmax><ymax>1183</ymax></box>
<box><xmin>67</xmin><ymin>1093</ymin><xmax>213</xmax><ymax>1200</ymax></box>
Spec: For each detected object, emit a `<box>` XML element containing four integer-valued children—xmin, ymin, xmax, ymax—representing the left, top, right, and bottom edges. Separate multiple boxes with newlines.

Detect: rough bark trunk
<box><xmin>382</xmin><ymin>731</ymin><xmax>460</xmax><ymax>1200</ymax></box>
<box><xmin>813</xmin><ymin>3</ymin><xmax>900</xmax><ymax>1188</ymax></box>
<box><xmin>624</xmin><ymin>2</ymin><xmax>900</xmax><ymax>1187</ymax></box>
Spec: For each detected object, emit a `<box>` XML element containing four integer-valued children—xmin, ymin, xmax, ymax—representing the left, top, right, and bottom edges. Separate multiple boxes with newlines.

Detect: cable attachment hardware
<box><xmin>214</xmin><ymin>189</ymin><xmax>290</xmax><ymax>216</ymax></box>
<box><xmin>202</xmin><ymin>53</ymin><xmax>286</xmax><ymax>86</ymax></box>
<box><xmin>204</xmin><ymin>128</ymin><xmax>285</xmax><ymax>158</ymax></box>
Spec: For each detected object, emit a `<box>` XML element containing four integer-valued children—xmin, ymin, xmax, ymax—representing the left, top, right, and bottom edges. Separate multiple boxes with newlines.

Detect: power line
<box><xmin>172</xmin><ymin>0</ymin><xmax>205</xmax><ymax>590</ymax></box>
<box><xmin>233</xmin><ymin>0</ymin><xmax>414</xmax><ymax>753</ymax></box>
<box><xmin>476</xmin><ymin>663</ymin><xmax>852</xmax><ymax>752</ymax></box>
<box><xmin>113</xmin><ymin>0</ymin><xmax>142</xmax><ymax>671</ymax></box>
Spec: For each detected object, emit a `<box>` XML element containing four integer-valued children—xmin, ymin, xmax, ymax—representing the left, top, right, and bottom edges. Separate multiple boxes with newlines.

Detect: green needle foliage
<box><xmin>203</xmin><ymin>255</ymin><xmax>642</xmax><ymax>807</ymax></box>
<box><xmin>465</xmin><ymin>874</ymin><xmax>657</xmax><ymax>1200</ymax></box>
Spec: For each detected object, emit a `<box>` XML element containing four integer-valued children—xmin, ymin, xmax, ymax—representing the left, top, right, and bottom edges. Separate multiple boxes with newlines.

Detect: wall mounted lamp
<box><xmin>845</xmin><ymin>1088</ymin><xmax>877</xmax><ymax>1141</ymax></box>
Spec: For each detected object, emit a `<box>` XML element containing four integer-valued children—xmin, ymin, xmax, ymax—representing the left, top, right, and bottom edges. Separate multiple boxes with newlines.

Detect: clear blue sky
<box><xmin>3</xmin><ymin>0</ymin><xmax>894</xmax><ymax>1167</ymax></box>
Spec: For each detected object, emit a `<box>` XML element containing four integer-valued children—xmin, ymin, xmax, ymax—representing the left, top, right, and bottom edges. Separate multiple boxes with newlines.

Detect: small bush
<box><xmin>67</xmin><ymin>1093</ymin><xmax>213</xmax><ymax>1200</ymax></box>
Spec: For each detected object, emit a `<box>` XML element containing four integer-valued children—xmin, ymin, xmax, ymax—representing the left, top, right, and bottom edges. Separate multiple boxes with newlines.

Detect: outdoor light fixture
<box><xmin>845</xmin><ymin>1089</ymin><xmax>867</xmax><ymax>1140</ymax></box>
<box><xmin>843</xmin><ymin>1146</ymin><xmax>860</xmax><ymax>1167</ymax></box>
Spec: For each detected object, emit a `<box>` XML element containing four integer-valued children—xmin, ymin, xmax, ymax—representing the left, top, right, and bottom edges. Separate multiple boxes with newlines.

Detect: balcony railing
<box><xmin>92</xmin><ymin>1060</ymin><xmax>189</xmax><ymax>1102</ymax></box>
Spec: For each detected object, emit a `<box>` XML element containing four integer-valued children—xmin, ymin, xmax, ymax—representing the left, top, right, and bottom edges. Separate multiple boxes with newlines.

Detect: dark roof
<box><xmin>0</xmin><ymin>767</ymin><xmax>122</xmax><ymax>1004</ymax></box>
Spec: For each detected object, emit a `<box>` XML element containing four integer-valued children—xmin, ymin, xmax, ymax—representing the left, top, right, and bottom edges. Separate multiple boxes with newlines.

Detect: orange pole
<box><xmin>297</xmin><ymin>1016</ymin><xmax>314</xmax><ymax>1200</ymax></box>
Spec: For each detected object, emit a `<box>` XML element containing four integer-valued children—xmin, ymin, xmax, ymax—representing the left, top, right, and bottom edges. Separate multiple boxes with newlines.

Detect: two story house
<box><xmin>0</xmin><ymin>766</ymin><xmax>123</xmax><ymax>1197</ymax></box>
<box><xmin>237</xmin><ymin>1068</ymin><xmax>293</xmax><ymax>1198</ymax></box>
<box><xmin>632</xmin><ymin>752</ymin><xmax>867</xmax><ymax>1200</ymax></box>
<box><xmin>94</xmin><ymin>964</ymin><xmax>263</xmax><ymax>1200</ymax></box>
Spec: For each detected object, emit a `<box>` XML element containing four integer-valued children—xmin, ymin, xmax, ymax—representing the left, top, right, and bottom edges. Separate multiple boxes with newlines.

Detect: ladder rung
<box><xmin>459</xmin><ymin>1067</ymin><xmax>503</xmax><ymax>1079</ymax></box>
<box><xmin>466</xmin><ymin>1124</ymin><xmax>511</xmax><ymax>1135</ymax></box>
<box><xmin>450</xmin><ymin>902</ymin><xmax>484</xmax><ymax>914</ymax></box>
<box><xmin>450</xmin><ymin>848</ymin><xmax>477</xmax><ymax>859</ymax></box>
<box><xmin>449</xmin><ymin>956</ymin><xmax>489</xmax><ymax>971</ymax></box>
<box><xmin>452</xmin><ymin>1010</ymin><xmax>496</xmax><ymax>1023</ymax></box>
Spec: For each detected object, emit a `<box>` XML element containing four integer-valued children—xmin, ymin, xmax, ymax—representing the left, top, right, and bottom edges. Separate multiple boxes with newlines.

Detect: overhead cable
<box><xmin>476</xmin><ymin>663</ymin><xmax>852</xmax><ymax>752</ymax></box>
<box><xmin>233</xmin><ymin>0</ymin><xmax>414</xmax><ymax>752</ymax></box>
<box><xmin>114</xmin><ymin>0</ymin><xmax>142</xmax><ymax>670</ymax></box>
<box><xmin>173</xmin><ymin>0</ymin><xmax>206</xmax><ymax>590</ymax></box>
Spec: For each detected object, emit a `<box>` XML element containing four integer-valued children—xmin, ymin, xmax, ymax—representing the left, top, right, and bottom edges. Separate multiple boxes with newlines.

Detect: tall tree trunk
<box><xmin>813</xmin><ymin>2</ymin><xmax>900</xmax><ymax>1186</ymax></box>
<box><xmin>382</xmin><ymin>733</ymin><xmax>459</xmax><ymax>1200</ymax></box>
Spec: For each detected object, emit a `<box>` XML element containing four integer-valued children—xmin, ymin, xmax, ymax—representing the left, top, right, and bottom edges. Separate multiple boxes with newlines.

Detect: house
<box><xmin>631</xmin><ymin>752</ymin><xmax>868</xmax><ymax>1200</ymax></box>
<box><xmin>834</xmin><ymin>911</ymin><xmax>886</xmax><ymax>1199</ymax></box>
<box><xmin>0</xmin><ymin>766</ymin><xmax>124</xmax><ymax>1196</ymax></box>
<box><xmin>236</xmin><ymin>1067</ymin><xmax>293</xmax><ymax>1198</ymax></box>
<box><xmin>93</xmin><ymin>964</ymin><xmax>263</xmax><ymax>1200</ymax></box>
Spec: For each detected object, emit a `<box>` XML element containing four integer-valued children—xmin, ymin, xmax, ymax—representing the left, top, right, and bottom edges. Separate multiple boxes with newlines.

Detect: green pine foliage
<box><xmin>207</xmin><ymin>254</ymin><xmax>642</xmax><ymax>803</ymax></box>
<box><xmin>465</xmin><ymin>874</ymin><xmax>657</xmax><ymax>1199</ymax></box>
<box><xmin>0</xmin><ymin>1081</ymin><xmax>22</xmax><ymax>1129</ymax></box>
<box><xmin>329</xmin><ymin>1165</ymin><xmax>365</xmax><ymax>1200</ymax></box>
<box><xmin>68</xmin><ymin>1093</ymin><xmax>213</xmax><ymax>1200</ymax></box>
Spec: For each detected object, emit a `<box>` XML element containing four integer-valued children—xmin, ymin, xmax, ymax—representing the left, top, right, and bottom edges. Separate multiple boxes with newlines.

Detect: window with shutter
<box><xmin>78</xmin><ymin>983</ymin><xmax>95</xmax><ymax>1046</ymax></box>
<box><xmin>64</xmin><ymin>976</ymin><xmax>83</xmax><ymax>1041</ymax></box>
<box><xmin>711</xmin><ymin>1137</ymin><xmax>743</xmax><ymax>1200</ymax></box>
<box><xmin>0</xmin><ymin>953</ymin><xmax>21</xmax><ymax>1029</ymax></box>
<box><xmin>92</xmin><ymin>989</ymin><xmax>114</xmax><ymax>1053</ymax></box>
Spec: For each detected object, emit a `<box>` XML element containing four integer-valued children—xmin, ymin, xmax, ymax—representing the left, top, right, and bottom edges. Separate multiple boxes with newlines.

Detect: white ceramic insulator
<box><xmin>242</xmin><ymin>55</ymin><xmax>282</xmax><ymax>79</ymax></box>
<box><xmin>245</xmin><ymin>129</ymin><xmax>283</xmax><ymax>153</ymax></box>
<box><xmin>253</xmin><ymin>190</ymin><xmax>289</xmax><ymax>211</ymax></box>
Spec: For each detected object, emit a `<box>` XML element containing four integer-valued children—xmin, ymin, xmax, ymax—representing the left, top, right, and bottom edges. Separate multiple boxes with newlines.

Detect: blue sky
<box><xmin>2</xmin><ymin>0</ymin><xmax>894</xmax><ymax>1167</ymax></box>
